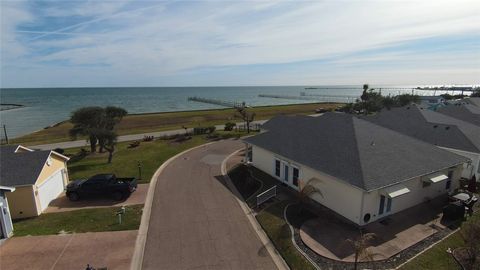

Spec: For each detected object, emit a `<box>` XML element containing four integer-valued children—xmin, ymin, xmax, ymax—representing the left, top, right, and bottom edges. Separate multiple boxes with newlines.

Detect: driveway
<box><xmin>142</xmin><ymin>139</ymin><xmax>277</xmax><ymax>270</ymax></box>
<box><xmin>45</xmin><ymin>184</ymin><xmax>148</xmax><ymax>213</ymax></box>
<box><xmin>0</xmin><ymin>230</ymin><xmax>137</xmax><ymax>270</ymax></box>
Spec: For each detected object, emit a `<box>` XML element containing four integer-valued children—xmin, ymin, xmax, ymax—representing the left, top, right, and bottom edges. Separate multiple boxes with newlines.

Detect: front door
<box><xmin>284</xmin><ymin>164</ymin><xmax>289</xmax><ymax>183</ymax></box>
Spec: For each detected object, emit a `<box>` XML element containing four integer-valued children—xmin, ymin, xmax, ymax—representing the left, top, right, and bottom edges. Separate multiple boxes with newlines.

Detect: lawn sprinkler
<box><xmin>116</xmin><ymin>206</ymin><xmax>126</xmax><ymax>225</ymax></box>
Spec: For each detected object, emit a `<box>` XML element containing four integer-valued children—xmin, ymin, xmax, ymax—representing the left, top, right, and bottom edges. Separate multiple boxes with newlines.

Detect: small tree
<box><xmin>460</xmin><ymin>220</ymin><xmax>480</xmax><ymax>267</ymax></box>
<box><xmin>361</xmin><ymin>84</ymin><xmax>369</xmax><ymax>115</ymax></box>
<box><xmin>70</xmin><ymin>107</ymin><xmax>105</xmax><ymax>153</ymax></box>
<box><xmin>235</xmin><ymin>108</ymin><xmax>256</xmax><ymax>133</ymax></box>
<box><xmin>296</xmin><ymin>178</ymin><xmax>323</xmax><ymax>213</ymax></box>
<box><xmin>97</xmin><ymin>130</ymin><xmax>118</xmax><ymax>163</ymax></box>
<box><xmin>345</xmin><ymin>232</ymin><xmax>377</xmax><ymax>270</ymax></box>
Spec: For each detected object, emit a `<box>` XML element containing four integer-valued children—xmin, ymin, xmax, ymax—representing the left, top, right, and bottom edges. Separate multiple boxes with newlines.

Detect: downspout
<box><xmin>359</xmin><ymin>191</ymin><xmax>365</xmax><ymax>226</ymax></box>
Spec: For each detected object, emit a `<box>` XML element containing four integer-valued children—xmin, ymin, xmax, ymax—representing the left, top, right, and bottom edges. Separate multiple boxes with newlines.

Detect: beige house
<box><xmin>0</xmin><ymin>145</ymin><xmax>69</xmax><ymax>219</ymax></box>
<box><xmin>244</xmin><ymin>114</ymin><xmax>467</xmax><ymax>226</ymax></box>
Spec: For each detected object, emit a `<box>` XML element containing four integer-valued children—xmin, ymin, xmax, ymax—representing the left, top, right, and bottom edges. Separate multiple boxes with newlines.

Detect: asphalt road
<box><xmin>141</xmin><ymin>140</ymin><xmax>277</xmax><ymax>270</ymax></box>
<box><xmin>31</xmin><ymin>120</ymin><xmax>267</xmax><ymax>150</ymax></box>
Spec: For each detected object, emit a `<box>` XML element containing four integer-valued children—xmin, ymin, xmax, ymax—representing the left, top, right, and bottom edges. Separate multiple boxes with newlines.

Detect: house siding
<box><xmin>361</xmin><ymin>165</ymin><xmax>462</xmax><ymax>224</ymax></box>
<box><xmin>6</xmin><ymin>186</ymin><xmax>39</xmax><ymax>219</ymax></box>
<box><xmin>438</xmin><ymin>146</ymin><xmax>480</xmax><ymax>179</ymax></box>
<box><xmin>0</xmin><ymin>190</ymin><xmax>14</xmax><ymax>238</ymax></box>
<box><xmin>250</xmin><ymin>144</ymin><xmax>464</xmax><ymax>226</ymax></box>
<box><xmin>251</xmin><ymin>145</ymin><xmax>364</xmax><ymax>225</ymax></box>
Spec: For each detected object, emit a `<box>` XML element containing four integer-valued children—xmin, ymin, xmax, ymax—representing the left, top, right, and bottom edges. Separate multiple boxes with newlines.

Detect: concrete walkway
<box><xmin>0</xmin><ymin>230</ymin><xmax>137</xmax><ymax>270</ymax></box>
<box><xmin>45</xmin><ymin>184</ymin><xmax>148</xmax><ymax>213</ymax></box>
<box><xmin>141</xmin><ymin>140</ymin><xmax>278</xmax><ymax>270</ymax></box>
<box><xmin>31</xmin><ymin>121</ymin><xmax>267</xmax><ymax>150</ymax></box>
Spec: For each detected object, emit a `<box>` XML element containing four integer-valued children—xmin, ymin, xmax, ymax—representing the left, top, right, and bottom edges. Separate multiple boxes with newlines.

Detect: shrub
<box><xmin>224</xmin><ymin>122</ymin><xmax>236</xmax><ymax>131</ymax></box>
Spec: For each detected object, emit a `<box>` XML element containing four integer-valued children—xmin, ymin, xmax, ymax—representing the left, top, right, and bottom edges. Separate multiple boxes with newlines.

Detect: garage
<box><xmin>37</xmin><ymin>169</ymin><xmax>65</xmax><ymax>211</ymax></box>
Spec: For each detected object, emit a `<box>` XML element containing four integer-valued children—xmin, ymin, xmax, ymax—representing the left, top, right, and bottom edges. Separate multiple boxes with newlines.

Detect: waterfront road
<box><xmin>141</xmin><ymin>140</ymin><xmax>277</xmax><ymax>270</ymax></box>
<box><xmin>31</xmin><ymin>121</ymin><xmax>267</xmax><ymax>150</ymax></box>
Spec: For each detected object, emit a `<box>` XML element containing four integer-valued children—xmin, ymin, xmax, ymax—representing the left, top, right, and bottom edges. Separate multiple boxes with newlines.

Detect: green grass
<box><xmin>13</xmin><ymin>204</ymin><xmax>143</xmax><ymax>236</ymax></box>
<box><xmin>66</xmin><ymin>135</ymin><xmax>215</xmax><ymax>184</ymax></box>
<box><xmin>11</xmin><ymin>103</ymin><xmax>342</xmax><ymax>145</ymax></box>
<box><xmin>400</xmin><ymin>211</ymin><xmax>480</xmax><ymax>270</ymax></box>
<box><xmin>256</xmin><ymin>201</ymin><xmax>316</xmax><ymax>270</ymax></box>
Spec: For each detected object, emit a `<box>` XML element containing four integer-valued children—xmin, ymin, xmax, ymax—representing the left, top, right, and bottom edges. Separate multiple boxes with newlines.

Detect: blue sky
<box><xmin>1</xmin><ymin>0</ymin><xmax>479</xmax><ymax>88</ymax></box>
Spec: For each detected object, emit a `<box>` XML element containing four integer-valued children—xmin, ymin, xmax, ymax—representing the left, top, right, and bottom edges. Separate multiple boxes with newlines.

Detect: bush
<box><xmin>194</xmin><ymin>126</ymin><xmax>216</xmax><ymax>135</ymax></box>
<box><xmin>224</xmin><ymin>122</ymin><xmax>236</xmax><ymax>131</ymax></box>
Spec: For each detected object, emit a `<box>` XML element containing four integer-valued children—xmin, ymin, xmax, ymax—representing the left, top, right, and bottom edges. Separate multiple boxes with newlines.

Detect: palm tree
<box><xmin>361</xmin><ymin>84</ymin><xmax>369</xmax><ymax>115</ymax></box>
<box><xmin>296</xmin><ymin>178</ymin><xmax>323</xmax><ymax>210</ymax></box>
<box><xmin>345</xmin><ymin>232</ymin><xmax>377</xmax><ymax>270</ymax></box>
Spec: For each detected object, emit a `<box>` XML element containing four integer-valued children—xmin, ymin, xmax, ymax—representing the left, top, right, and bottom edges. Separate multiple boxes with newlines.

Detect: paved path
<box><xmin>141</xmin><ymin>140</ymin><xmax>277</xmax><ymax>270</ymax></box>
<box><xmin>0</xmin><ymin>230</ymin><xmax>137</xmax><ymax>270</ymax></box>
<box><xmin>31</xmin><ymin>120</ymin><xmax>267</xmax><ymax>151</ymax></box>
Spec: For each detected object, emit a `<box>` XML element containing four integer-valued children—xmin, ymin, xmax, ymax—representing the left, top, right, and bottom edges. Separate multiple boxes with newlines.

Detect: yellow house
<box><xmin>0</xmin><ymin>145</ymin><xmax>69</xmax><ymax>219</ymax></box>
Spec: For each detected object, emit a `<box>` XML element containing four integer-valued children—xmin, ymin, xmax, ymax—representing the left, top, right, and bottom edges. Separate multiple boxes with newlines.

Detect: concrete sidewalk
<box><xmin>31</xmin><ymin>120</ymin><xmax>267</xmax><ymax>150</ymax></box>
<box><xmin>0</xmin><ymin>230</ymin><xmax>137</xmax><ymax>270</ymax></box>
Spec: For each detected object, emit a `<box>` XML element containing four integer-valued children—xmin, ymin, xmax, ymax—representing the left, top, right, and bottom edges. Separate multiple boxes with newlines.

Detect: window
<box><xmin>284</xmin><ymin>165</ymin><xmax>289</xmax><ymax>182</ymax></box>
<box><xmin>292</xmin><ymin>167</ymin><xmax>299</xmax><ymax>187</ymax></box>
<box><xmin>386</xmin><ymin>198</ymin><xmax>392</xmax><ymax>212</ymax></box>
<box><xmin>275</xmin><ymin>160</ymin><xmax>280</xmax><ymax>177</ymax></box>
<box><xmin>247</xmin><ymin>146</ymin><xmax>253</xmax><ymax>162</ymax></box>
<box><xmin>379</xmin><ymin>195</ymin><xmax>385</xmax><ymax>215</ymax></box>
<box><xmin>446</xmin><ymin>170</ymin><xmax>453</xmax><ymax>190</ymax></box>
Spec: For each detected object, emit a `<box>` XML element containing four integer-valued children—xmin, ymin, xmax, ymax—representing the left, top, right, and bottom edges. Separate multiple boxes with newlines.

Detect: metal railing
<box><xmin>256</xmin><ymin>185</ymin><xmax>277</xmax><ymax>207</ymax></box>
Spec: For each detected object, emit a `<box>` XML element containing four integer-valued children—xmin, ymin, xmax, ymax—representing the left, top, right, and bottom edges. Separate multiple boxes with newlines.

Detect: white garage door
<box><xmin>38</xmin><ymin>170</ymin><xmax>65</xmax><ymax>211</ymax></box>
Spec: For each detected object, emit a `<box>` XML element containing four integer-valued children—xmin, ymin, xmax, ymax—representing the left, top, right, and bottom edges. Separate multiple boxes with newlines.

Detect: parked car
<box><xmin>66</xmin><ymin>174</ymin><xmax>137</xmax><ymax>201</ymax></box>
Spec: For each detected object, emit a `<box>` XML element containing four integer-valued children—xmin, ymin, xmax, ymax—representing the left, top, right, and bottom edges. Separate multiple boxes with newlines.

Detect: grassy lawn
<box><xmin>400</xmin><ymin>210</ymin><xmax>480</xmax><ymax>270</ymax></box>
<box><xmin>257</xmin><ymin>200</ymin><xmax>316</xmax><ymax>270</ymax></box>
<box><xmin>66</xmin><ymin>135</ymin><xmax>221</xmax><ymax>183</ymax></box>
<box><xmin>13</xmin><ymin>204</ymin><xmax>143</xmax><ymax>236</ymax></box>
<box><xmin>12</xmin><ymin>102</ymin><xmax>342</xmax><ymax>145</ymax></box>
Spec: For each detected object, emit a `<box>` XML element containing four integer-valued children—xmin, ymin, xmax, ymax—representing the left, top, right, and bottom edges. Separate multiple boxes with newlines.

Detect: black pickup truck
<box><xmin>66</xmin><ymin>174</ymin><xmax>137</xmax><ymax>201</ymax></box>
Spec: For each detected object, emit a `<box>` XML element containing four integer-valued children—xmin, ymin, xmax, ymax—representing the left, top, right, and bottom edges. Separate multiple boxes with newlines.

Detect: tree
<box><xmin>345</xmin><ymin>232</ymin><xmax>377</xmax><ymax>270</ymax></box>
<box><xmin>69</xmin><ymin>106</ymin><xmax>127</xmax><ymax>153</ymax></box>
<box><xmin>70</xmin><ymin>107</ymin><xmax>105</xmax><ymax>153</ymax></box>
<box><xmin>97</xmin><ymin>130</ymin><xmax>118</xmax><ymax>163</ymax></box>
<box><xmin>361</xmin><ymin>84</ymin><xmax>369</xmax><ymax>115</ymax></box>
<box><xmin>296</xmin><ymin>178</ymin><xmax>323</xmax><ymax>213</ymax></box>
<box><xmin>235</xmin><ymin>107</ymin><xmax>256</xmax><ymax>133</ymax></box>
<box><xmin>460</xmin><ymin>220</ymin><xmax>480</xmax><ymax>268</ymax></box>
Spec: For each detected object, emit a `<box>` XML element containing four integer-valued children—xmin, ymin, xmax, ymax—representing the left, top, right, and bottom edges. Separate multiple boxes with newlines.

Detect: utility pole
<box><xmin>3</xmin><ymin>125</ymin><xmax>8</xmax><ymax>144</ymax></box>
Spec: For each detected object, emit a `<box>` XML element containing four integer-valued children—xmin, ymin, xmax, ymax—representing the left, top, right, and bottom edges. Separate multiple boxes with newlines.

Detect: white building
<box><xmin>244</xmin><ymin>114</ymin><xmax>467</xmax><ymax>226</ymax></box>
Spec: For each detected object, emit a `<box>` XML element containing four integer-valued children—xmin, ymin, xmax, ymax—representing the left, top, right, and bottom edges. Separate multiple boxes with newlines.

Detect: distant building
<box><xmin>0</xmin><ymin>145</ymin><xmax>70</xmax><ymax>219</ymax></box>
<box><xmin>362</xmin><ymin>105</ymin><xmax>480</xmax><ymax>180</ymax></box>
<box><xmin>244</xmin><ymin>113</ymin><xmax>467</xmax><ymax>226</ymax></box>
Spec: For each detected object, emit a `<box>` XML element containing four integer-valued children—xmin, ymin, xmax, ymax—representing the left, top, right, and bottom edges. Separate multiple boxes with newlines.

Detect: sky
<box><xmin>1</xmin><ymin>0</ymin><xmax>479</xmax><ymax>88</ymax></box>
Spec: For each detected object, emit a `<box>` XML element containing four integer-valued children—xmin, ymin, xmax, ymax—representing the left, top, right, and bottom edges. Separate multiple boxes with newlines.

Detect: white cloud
<box><xmin>1</xmin><ymin>0</ymin><xmax>479</xmax><ymax>87</ymax></box>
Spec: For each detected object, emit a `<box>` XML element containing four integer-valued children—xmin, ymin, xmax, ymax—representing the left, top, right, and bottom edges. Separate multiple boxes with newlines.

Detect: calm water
<box><xmin>0</xmin><ymin>85</ymin><xmax>428</xmax><ymax>138</ymax></box>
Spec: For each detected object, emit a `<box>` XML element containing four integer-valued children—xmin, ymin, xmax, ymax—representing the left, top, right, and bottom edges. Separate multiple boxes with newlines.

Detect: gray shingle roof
<box><xmin>362</xmin><ymin>106</ymin><xmax>479</xmax><ymax>153</ymax></box>
<box><xmin>0</xmin><ymin>145</ymin><xmax>51</xmax><ymax>186</ymax></box>
<box><xmin>436</xmin><ymin>104</ymin><xmax>480</xmax><ymax>127</ymax></box>
<box><xmin>245</xmin><ymin>113</ymin><xmax>467</xmax><ymax>191</ymax></box>
<box><xmin>467</xmin><ymin>97</ymin><xmax>480</xmax><ymax>107</ymax></box>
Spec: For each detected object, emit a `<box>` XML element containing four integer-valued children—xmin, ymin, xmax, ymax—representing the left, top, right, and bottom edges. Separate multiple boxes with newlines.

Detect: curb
<box><xmin>284</xmin><ymin>203</ymin><xmax>321</xmax><ymax>270</ymax></box>
<box><xmin>221</xmin><ymin>150</ymin><xmax>290</xmax><ymax>270</ymax></box>
<box><xmin>130</xmin><ymin>142</ymin><xmax>216</xmax><ymax>270</ymax></box>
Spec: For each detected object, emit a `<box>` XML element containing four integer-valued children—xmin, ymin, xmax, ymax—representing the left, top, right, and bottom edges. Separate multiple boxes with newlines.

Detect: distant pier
<box><xmin>259</xmin><ymin>94</ymin><xmax>356</xmax><ymax>103</ymax></box>
<box><xmin>187</xmin><ymin>96</ymin><xmax>247</xmax><ymax>108</ymax></box>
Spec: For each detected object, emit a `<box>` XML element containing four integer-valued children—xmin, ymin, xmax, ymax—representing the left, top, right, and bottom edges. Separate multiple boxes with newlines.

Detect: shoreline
<box><xmin>44</xmin><ymin>101</ymin><xmax>335</xmax><ymax>129</ymax></box>
<box><xmin>10</xmin><ymin>102</ymin><xmax>343</xmax><ymax>144</ymax></box>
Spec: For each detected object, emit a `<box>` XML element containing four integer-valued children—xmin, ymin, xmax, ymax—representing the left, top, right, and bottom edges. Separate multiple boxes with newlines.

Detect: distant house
<box><xmin>419</xmin><ymin>95</ymin><xmax>445</xmax><ymax>110</ymax></box>
<box><xmin>244</xmin><ymin>113</ymin><xmax>467</xmax><ymax>226</ymax></box>
<box><xmin>0</xmin><ymin>145</ymin><xmax>70</xmax><ymax>219</ymax></box>
<box><xmin>0</xmin><ymin>186</ymin><xmax>15</xmax><ymax>239</ymax></box>
<box><xmin>435</xmin><ymin>102</ymin><xmax>480</xmax><ymax>127</ymax></box>
<box><xmin>363</xmin><ymin>105</ymin><xmax>480</xmax><ymax>180</ymax></box>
